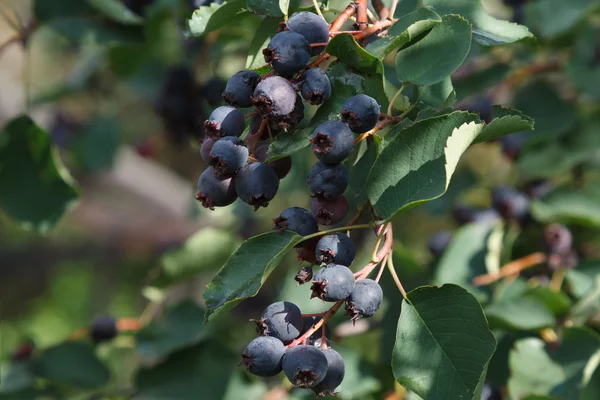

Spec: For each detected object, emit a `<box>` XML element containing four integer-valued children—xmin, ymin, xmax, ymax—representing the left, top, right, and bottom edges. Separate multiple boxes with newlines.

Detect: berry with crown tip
<box><xmin>282</xmin><ymin>345</ymin><xmax>328</xmax><ymax>388</ymax></box>
<box><xmin>240</xmin><ymin>336</ymin><xmax>285</xmax><ymax>377</ymax></box>
<box><xmin>209</xmin><ymin>136</ymin><xmax>248</xmax><ymax>177</ymax></box>
<box><xmin>310</xmin><ymin>121</ymin><xmax>354</xmax><ymax>165</ymax></box>
<box><xmin>235</xmin><ymin>162</ymin><xmax>279</xmax><ymax>210</ymax></box>
<box><xmin>263</xmin><ymin>31</ymin><xmax>311</xmax><ymax>77</ymax></box>
<box><xmin>253</xmin><ymin>76</ymin><xmax>297</xmax><ymax>117</ymax></box>
<box><xmin>273</xmin><ymin>207</ymin><xmax>319</xmax><ymax>237</ymax></box>
<box><xmin>307</xmin><ymin>162</ymin><xmax>349</xmax><ymax>201</ymax></box>
<box><xmin>310</xmin><ymin>196</ymin><xmax>349</xmax><ymax>226</ymax></box>
<box><xmin>196</xmin><ymin>167</ymin><xmax>237</xmax><ymax>209</ymax></box>
<box><xmin>341</xmin><ymin>94</ymin><xmax>380</xmax><ymax>133</ymax></box>
<box><xmin>295</xmin><ymin>265</ymin><xmax>314</xmax><ymax>285</ymax></box>
<box><xmin>90</xmin><ymin>316</ymin><xmax>118</xmax><ymax>343</ymax></box>
<box><xmin>285</xmin><ymin>12</ymin><xmax>330</xmax><ymax>56</ymax></box>
<box><xmin>204</xmin><ymin>106</ymin><xmax>245</xmax><ymax>139</ymax></box>
<box><xmin>200</xmin><ymin>138</ymin><xmax>215</xmax><ymax>164</ymax></box>
<box><xmin>428</xmin><ymin>230</ymin><xmax>452</xmax><ymax>258</ymax></box>
<box><xmin>301</xmin><ymin>316</ymin><xmax>332</xmax><ymax>346</ymax></box>
<box><xmin>255</xmin><ymin>144</ymin><xmax>293</xmax><ymax>180</ymax></box>
<box><xmin>311</xmin><ymin>264</ymin><xmax>355</xmax><ymax>301</ymax></box>
<box><xmin>345</xmin><ymin>279</ymin><xmax>383</xmax><ymax>322</ymax></box>
<box><xmin>301</xmin><ymin>68</ymin><xmax>331</xmax><ymax>105</ymax></box>
<box><xmin>312</xmin><ymin>348</ymin><xmax>345</xmax><ymax>397</ymax></box>
<box><xmin>255</xmin><ymin>301</ymin><xmax>303</xmax><ymax>344</ymax></box>
<box><xmin>223</xmin><ymin>70</ymin><xmax>261</xmax><ymax>108</ymax></box>
<box><xmin>315</xmin><ymin>233</ymin><xmax>355</xmax><ymax>266</ymax></box>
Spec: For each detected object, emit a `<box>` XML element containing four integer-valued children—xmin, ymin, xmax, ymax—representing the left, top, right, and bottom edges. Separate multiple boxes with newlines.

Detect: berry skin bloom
<box><xmin>273</xmin><ymin>207</ymin><xmax>319</xmax><ymax>237</ymax></box>
<box><xmin>341</xmin><ymin>94</ymin><xmax>380</xmax><ymax>133</ymax></box>
<box><xmin>255</xmin><ymin>301</ymin><xmax>303</xmax><ymax>344</ymax></box>
<box><xmin>345</xmin><ymin>279</ymin><xmax>383</xmax><ymax>322</ymax></box>
<box><xmin>196</xmin><ymin>167</ymin><xmax>237</xmax><ymax>209</ymax></box>
<box><xmin>285</xmin><ymin>12</ymin><xmax>330</xmax><ymax>56</ymax></box>
<box><xmin>204</xmin><ymin>106</ymin><xmax>245</xmax><ymax>140</ymax></box>
<box><xmin>312</xmin><ymin>348</ymin><xmax>345</xmax><ymax>397</ymax></box>
<box><xmin>263</xmin><ymin>31</ymin><xmax>311</xmax><ymax>77</ymax></box>
<box><xmin>301</xmin><ymin>68</ymin><xmax>332</xmax><ymax>105</ymax></box>
<box><xmin>315</xmin><ymin>233</ymin><xmax>356</xmax><ymax>266</ymax></box>
<box><xmin>222</xmin><ymin>70</ymin><xmax>261</xmax><ymax>108</ymax></box>
<box><xmin>307</xmin><ymin>161</ymin><xmax>349</xmax><ymax>201</ymax></box>
<box><xmin>253</xmin><ymin>76</ymin><xmax>297</xmax><ymax>117</ymax></box>
<box><xmin>235</xmin><ymin>162</ymin><xmax>280</xmax><ymax>210</ymax></box>
<box><xmin>311</xmin><ymin>264</ymin><xmax>355</xmax><ymax>302</ymax></box>
<box><xmin>209</xmin><ymin>136</ymin><xmax>248</xmax><ymax>178</ymax></box>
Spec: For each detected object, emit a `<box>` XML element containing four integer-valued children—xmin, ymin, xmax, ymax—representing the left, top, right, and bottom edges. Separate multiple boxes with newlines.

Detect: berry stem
<box><xmin>549</xmin><ymin>268</ymin><xmax>566</xmax><ymax>292</ymax></box>
<box><xmin>371</xmin><ymin>0</ymin><xmax>390</xmax><ymax>20</ymax></box>
<box><xmin>329</xmin><ymin>2</ymin><xmax>358</xmax><ymax>33</ymax></box>
<box><xmin>375</xmin><ymin>253</ymin><xmax>389</xmax><ymax>282</ymax></box>
<box><xmin>355</xmin><ymin>223</ymin><xmax>394</xmax><ymax>280</ymax></box>
<box><xmin>387</xmin><ymin>83</ymin><xmax>408</xmax><ymax>116</ymax></box>
<box><xmin>472</xmin><ymin>251</ymin><xmax>547</xmax><ymax>286</ymax></box>
<box><xmin>312</xmin><ymin>0</ymin><xmax>325</xmax><ymax>20</ymax></box>
<box><xmin>387</xmin><ymin>251</ymin><xmax>407</xmax><ymax>298</ymax></box>
<box><xmin>244</xmin><ymin>111</ymin><xmax>256</xmax><ymax>118</ymax></box>
<box><xmin>356</xmin><ymin>0</ymin><xmax>369</xmax><ymax>31</ymax></box>
<box><xmin>388</xmin><ymin>0</ymin><xmax>399</xmax><ymax>19</ymax></box>
<box><xmin>346</xmin><ymin>202</ymin><xmax>370</xmax><ymax>226</ymax></box>
<box><xmin>116</xmin><ymin>318</ymin><xmax>143</xmax><ymax>332</ymax></box>
<box><xmin>300</xmin><ymin>223</ymin><xmax>374</xmax><ymax>243</ymax></box>
<box><xmin>286</xmin><ymin>300</ymin><xmax>345</xmax><ymax>348</ymax></box>
<box><xmin>353</xmin><ymin>18</ymin><xmax>393</xmax><ymax>40</ymax></box>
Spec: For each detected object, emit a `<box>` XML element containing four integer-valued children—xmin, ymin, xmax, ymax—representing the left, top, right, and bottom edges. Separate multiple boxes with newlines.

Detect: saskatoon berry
<box><xmin>307</xmin><ymin>161</ymin><xmax>349</xmax><ymax>201</ymax></box>
<box><xmin>428</xmin><ymin>230</ymin><xmax>452</xmax><ymax>258</ymax></box>
<box><xmin>310</xmin><ymin>196</ymin><xmax>349</xmax><ymax>226</ymax></box>
<box><xmin>297</xmin><ymin>238</ymin><xmax>319</xmax><ymax>265</ymax></box>
<box><xmin>491</xmin><ymin>186</ymin><xmax>530</xmax><ymax>221</ymax></box>
<box><xmin>200</xmin><ymin>77</ymin><xmax>226</xmax><ymax>107</ymax></box>
<box><xmin>223</xmin><ymin>70</ymin><xmax>261</xmax><ymax>108</ymax></box>
<box><xmin>282</xmin><ymin>345</ymin><xmax>329</xmax><ymax>388</ymax></box>
<box><xmin>254</xmin><ymin>145</ymin><xmax>292</xmax><ymax>180</ymax></box>
<box><xmin>341</xmin><ymin>94</ymin><xmax>380</xmax><ymax>133</ymax></box>
<box><xmin>256</xmin><ymin>301</ymin><xmax>303</xmax><ymax>344</ymax></box>
<box><xmin>295</xmin><ymin>265</ymin><xmax>314</xmax><ymax>285</ymax></box>
<box><xmin>543</xmin><ymin>224</ymin><xmax>572</xmax><ymax>256</ymax></box>
<box><xmin>200</xmin><ymin>138</ymin><xmax>215</xmax><ymax>164</ymax></box>
<box><xmin>500</xmin><ymin>131</ymin><xmax>527</xmax><ymax>160</ymax></box>
<box><xmin>301</xmin><ymin>316</ymin><xmax>332</xmax><ymax>346</ymax></box>
<box><xmin>267</xmin><ymin>95</ymin><xmax>305</xmax><ymax>135</ymax></box>
<box><xmin>253</xmin><ymin>76</ymin><xmax>297</xmax><ymax>117</ymax></box>
<box><xmin>235</xmin><ymin>162</ymin><xmax>279</xmax><ymax>210</ymax></box>
<box><xmin>204</xmin><ymin>106</ymin><xmax>245</xmax><ymax>140</ymax></box>
<box><xmin>90</xmin><ymin>316</ymin><xmax>118</xmax><ymax>343</ymax></box>
<box><xmin>285</xmin><ymin>12</ymin><xmax>330</xmax><ymax>56</ymax></box>
<box><xmin>301</xmin><ymin>68</ymin><xmax>332</xmax><ymax>105</ymax></box>
<box><xmin>196</xmin><ymin>167</ymin><xmax>237</xmax><ymax>209</ymax></box>
<box><xmin>273</xmin><ymin>207</ymin><xmax>319</xmax><ymax>237</ymax></box>
<box><xmin>311</xmin><ymin>264</ymin><xmax>355</xmax><ymax>302</ymax></box>
<box><xmin>315</xmin><ymin>233</ymin><xmax>356</xmax><ymax>266</ymax></box>
<box><xmin>263</xmin><ymin>31</ymin><xmax>311</xmax><ymax>77</ymax></box>
<box><xmin>312</xmin><ymin>348</ymin><xmax>345</xmax><ymax>397</ymax></box>
<box><xmin>310</xmin><ymin>121</ymin><xmax>355</xmax><ymax>165</ymax></box>
<box><xmin>240</xmin><ymin>336</ymin><xmax>285</xmax><ymax>377</ymax></box>
<box><xmin>209</xmin><ymin>136</ymin><xmax>249</xmax><ymax>177</ymax></box>
<box><xmin>345</xmin><ymin>279</ymin><xmax>383</xmax><ymax>322</ymax></box>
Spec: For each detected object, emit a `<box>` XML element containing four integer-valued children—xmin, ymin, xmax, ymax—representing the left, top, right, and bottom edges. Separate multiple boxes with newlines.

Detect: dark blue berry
<box><xmin>310</xmin><ymin>121</ymin><xmax>354</xmax><ymax>165</ymax></box>
<box><xmin>201</xmin><ymin>77</ymin><xmax>226</xmax><ymax>107</ymax></box>
<box><xmin>315</xmin><ymin>233</ymin><xmax>355</xmax><ymax>266</ymax></box>
<box><xmin>255</xmin><ymin>145</ymin><xmax>292</xmax><ymax>180</ymax></box>
<box><xmin>253</xmin><ymin>76</ymin><xmax>297</xmax><ymax>117</ymax></box>
<box><xmin>240</xmin><ymin>336</ymin><xmax>285</xmax><ymax>377</ymax></box>
<box><xmin>310</xmin><ymin>196</ymin><xmax>349</xmax><ymax>226</ymax></box>
<box><xmin>282</xmin><ymin>345</ymin><xmax>328</xmax><ymax>388</ymax></box>
<box><xmin>311</xmin><ymin>264</ymin><xmax>355</xmax><ymax>301</ymax></box>
<box><xmin>345</xmin><ymin>279</ymin><xmax>383</xmax><ymax>322</ymax></box>
<box><xmin>204</xmin><ymin>106</ymin><xmax>245</xmax><ymax>139</ymax></box>
<box><xmin>307</xmin><ymin>162</ymin><xmax>349</xmax><ymax>201</ymax></box>
<box><xmin>500</xmin><ymin>131</ymin><xmax>527</xmax><ymax>160</ymax></box>
<box><xmin>273</xmin><ymin>207</ymin><xmax>319</xmax><ymax>236</ymax></box>
<box><xmin>341</xmin><ymin>94</ymin><xmax>380</xmax><ymax>133</ymax></box>
<box><xmin>286</xmin><ymin>12</ymin><xmax>330</xmax><ymax>56</ymax></box>
<box><xmin>301</xmin><ymin>68</ymin><xmax>331</xmax><ymax>105</ymax></box>
<box><xmin>209</xmin><ymin>136</ymin><xmax>248</xmax><ymax>177</ymax></box>
<box><xmin>256</xmin><ymin>301</ymin><xmax>303</xmax><ymax>344</ymax></box>
<box><xmin>235</xmin><ymin>162</ymin><xmax>279</xmax><ymax>210</ymax></box>
<box><xmin>544</xmin><ymin>224</ymin><xmax>572</xmax><ymax>256</ymax></box>
<box><xmin>223</xmin><ymin>70</ymin><xmax>261</xmax><ymax>108</ymax></box>
<box><xmin>263</xmin><ymin>31</ymin><xmax>311</xmax><ymax>77</ymax></box>
<box><xmin>200</xmin><ymin>138</ymin><xmax>215</xmax><ymax>164</ymax></box>
<box><xmin>267</xmin><ymin>95</ymin><xmax>305</xmax><ymax>135</ymax></box>
<box><xmin>428</xmin><ymin>230</ymin><xmax>452</xmax><ymax>258</ymax></box>
<box><xmin>491</xmin><ymin>186</ymin><xmax>530</xmax><ymax>221</ymax></box>
<box><xmin>312</xmin><ymin>348</ymin><xmax>345</xmax><ymax>397</ymax></box>
<box><xmin>196</xmin><ymin>167</ymin><xmax>237</xmax><ymax>209</ymax></box>
<box><xmin>90</xmin><ymin>316</ymin><xmax>118</xmax><ymax>343</ymax></box>
<box><xmin>301</xmin><ymin>316</ymin><xmax>332</xmax><ymax>346</ymax></box>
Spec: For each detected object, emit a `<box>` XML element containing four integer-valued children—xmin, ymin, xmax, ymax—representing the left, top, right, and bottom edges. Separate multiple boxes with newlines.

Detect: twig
<box><xmin>116</xmin><ymin>318</ymin><xmax>143</xmax><ymax>332</ymax></box>
<box><xmin>346</xmin><ymin>202</ymin><xmax>369</xmax><ymax>226</ymax></box>
<box><xmin>286</xmin><ymin>301</ymin><xmax>345</xmax><ymax>347</ymax></box>
<box><xmin>472</xmin><ymin>252</ymin><xmax>547</xmax><ymax>286</ymax></box>
<box><xmin>353</xmin><ymin>18</ymin><xmax>393</xmax><ymax>40</ymax></box>
<box><xmin>300</xmin><ymin>223</ymin><xmax>374</xmax><ymax>243</ymax></box>
<box><xmin>356</xmin><ymin>0</ymin><xmax>369</xmax><ymax>31</ymax></box>
<box><xmin>371</xmin><ymin>0</ymin><xmax>390</xmax><ymax>20</ymax></box>
<box><xmin>329</xmin><ymin>2</ymin><xmax>358</xmax><ymax>32</ymax></box>
<box><xmin>387</xmin><ymin>83</ymin><xmax>407</xmax><ymax>115</ymax></box>
<box><xmin>375</xmin><ymin>253</ymin><xmax>389</xmax><ymax>282</ymax></box>
<box><xmin>387</xmin><ymin>248</ymin><xmax>407</xmax><ymax>298</ymax></box>
<box><xmin>388</xmin><ymin>0</ymin><xmax>399</xmax><ymax>19</ymax></box>
<box><xmin>311</xmin><ymin>0</ymin><xmax>325</xmax><ymax>20</ymax></box>
<box><xmin>549</xmin><ymin>268</ymin><xmax>566</xmax><ymax>292</ymax></box>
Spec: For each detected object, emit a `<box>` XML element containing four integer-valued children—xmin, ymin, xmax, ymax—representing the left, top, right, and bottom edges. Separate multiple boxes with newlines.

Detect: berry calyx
<box><xmin>282</xmin><ymin>345</ymin><xmax>328</xmax><ymax>388</ymax></box>
<box><xmin>345</xmin><ymin>279</ymin><xmax>383</xmax><ymax>323</ymax></box>
<box><xmin>273</xmin><ymin>207</ymin><xmax>319</xmax><ymax>237</ymax></box>
<box><xmin>315</xmin><ymin>233</ymin><xmax>356</xmax><ymax>266</ymax></box>
<box><xmin>340</xmin><ymin>94</ymin><xmax>380</xmax><ymax>133</ymax></box>
<box><xmin>310</xmin><ymin>196</ymin><xmax>349</xmax><ymax>226</ymax></box>
<box><xmin>255</xmin><ymin>301</ymin><xmax>303</xmax><ymax>344</ymax></box>
<box><xmin>310</xmin><ymin>264</ymin><xmax>355</xmax><ymax>301</ymax></box>
<box><xmin>310</xmin><ymin>121</ymin><xmax>355</xmax><ymax>165</ymax></box>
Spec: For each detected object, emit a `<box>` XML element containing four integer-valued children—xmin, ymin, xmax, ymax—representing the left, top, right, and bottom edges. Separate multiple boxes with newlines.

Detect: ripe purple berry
<box><xmin>255</xmin><ymin>145</ymin><xmax>292</xmax><ymax>180</ymax></box>
<box><xmin>196</xmin><ymin>167</ymin><xmax>237</xmax><ymax>209</ymax></box>
<box><xmin>285</xmin><ymin>12</ymin><xmax>330</xmax><ymax>56</ymax></box>
<box><xmin>240</xmin><ymin>336</ymin><xmax>285</xmax><ymax>377</ymax></box>
<box><xmin>273</xmin><ymin>207</ymin><xmax>319</xmax><ymax>237</ymax></box>
<box><xmin>253</xmin><ymin>76</ymin><xmax>297</xmax><ymax>117</ymax></box>
<box><xmin>544</xmin><ymin>224</ymin><xmax>572</xmax><ymax>256</ymax></box>
<box><xmin>312</xmin><ymin>348</ymin><xmax>345</xmax><ymax>397</ymax></box>
<box><xmin>307</xmin><ymin>161</ymin><xmax>349</xmax><ymax>201</ymax></box>
<box><xmin>310</xmin><ymin>196</ymin><xmax>349</xmax><ymax>226</ymax></box>
<box><xmin>491</xmin><ymin>186</ymin><xmax>530</xmax><ymax>221</ymax></box>
<box><xmin>311</xmin><ymin>264</ymin><xmax>355</xmax><ymax>302</ymax></box>
<box><xmin>209</xmin><ymin>136</ymin><xmax>248</xmax><ymax>177</ymax></box>
<box><xmin>204</xmin><ymin>106</ymin><xmax>245</xmax><ymax>139</ymax></box>
<box><xmin>90</xmin><ymin>316</ymin><xmax>118</xmax><ymax>343</ymax></box>
<box><xmin>341</xmin><ymin>94</ymin><xmax>380</xmax><ymax>133</ymax></box>
<box><xmin>282</xmin><ymin>345</ymin><xmax>328</xmax><ymax>388</ymax></box>
<box><xmin>255</xmin><ymin>301</ymin><xmax>303</xmax><ymax>344</ymax></box>
<box><xmin>345</xmin><ymin>279</ymin><xmax>383</xmax><ymax>322</ymax></box>
<box><xmin>301</xmin><ymin>68</ymin><xmax>331</xmax><ymax>105</ymax></box>
<box><xmin>315</xmin><ymin>233</ymin><xmax>356</xmax><ymax>266</ymax></box>
<box><xmin>263</xmin><ymin>31</ymin><xmax>311</xmax><ymax>77</ymax></box>
<box><xmin>235</xmin><ymin>162</ymin><xmax>279</xmax><ymax>210</ymax></box>
<box><xmin>200</xmin><ymin>138</ymin><xmax>215</xmax><ymax>164</ymax></box>
<box><xmin>310</xmin><ymin>121</ymin><xmax>354</xmax><ymax>165</ymax></box>
<box><xmin>223</xmin><ymin>70</ymin><xmax>261</xmax><ymax>108</ymax></box>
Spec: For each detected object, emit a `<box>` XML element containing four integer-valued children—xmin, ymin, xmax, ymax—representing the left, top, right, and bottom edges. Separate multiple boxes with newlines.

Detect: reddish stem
<box><xmin>329</xmin><ymin>2</ymin><xmax>358</xmax><ymax>32</ymax></box>
<box><xmin>472</xmin><ymin>252</ymin><xmax>547</xmax><ymax>286</ymax></box>
<box><xmin>371</xmin><ymin>0</ymin><xmax>390</xmax><ymax>20</ymax></box>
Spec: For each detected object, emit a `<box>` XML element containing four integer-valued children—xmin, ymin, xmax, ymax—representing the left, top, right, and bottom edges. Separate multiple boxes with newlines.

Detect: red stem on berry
<box><xmin>472</xmin><ymin>251</ymin><xmax>547</xmax><ymax>286</ymax></box>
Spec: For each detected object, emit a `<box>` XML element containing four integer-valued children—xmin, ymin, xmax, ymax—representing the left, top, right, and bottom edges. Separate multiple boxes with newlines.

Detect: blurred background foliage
<box><xmin>0</xmin><ymin>0</ymin><xmax>599</xmax><ymax>399</ymax></box>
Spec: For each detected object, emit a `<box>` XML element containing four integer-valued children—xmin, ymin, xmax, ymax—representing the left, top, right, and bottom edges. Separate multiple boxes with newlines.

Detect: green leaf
<box><xmin>395</xmin><ymin>15</ymin><xmax>471</xmax><ymax>86</ymax></box>
<box><xmin>246</xmin><ymin>17</ymin><xmax>280</xmax><ymax>70</ymax></box>
<box><xmin>485</xmin><ymin>297</ymin><xmax>555</xmax><ymax>331</ymax></box>
<box><xmin>33</xmin><ymin>341</ymin><xmax>110</xmax><ymax>388</ymax></box>
<box><xmin>566</xmin><ymin>26</ymin><xmax>600</xmax><ymax>100</ymax></box>
<box><xmin>366</xmin><ymin>111</ymin><xmax>483</xmax><ymax>220</ymax></box>
<box><xmin>278</xmin><ymin>0</ymin><xmax>290</xmax><ymax>17</ymax></box>
<box><xmin>247</xmin><ymin>0</ymin><xmax>283</xmax><ymax>17</ymax></box>
<box><xmin>347</xmin><ymin>136</ymin><xmax>381</xmax><ymax>204</ymax></box>
<box><xmin>453</xmin><ymin>63</ymin><xmax>510</xmax><ymax>99</ymax></box>
<box><xmin>523</xmin><ymin>287</ymin><xmax>572</xmax><ymax>317</ymax></box>
<box><xmin>334</xmin><ymin>347</ymin><xmax>382</xmax><ymax>397</ymax></box>
<box><xmin>87</xmin><ymin>0</ymin><xmax>143</xmax><ymax>25</ymax></box>
<box><xmin>423</xmin><ymin>0</ymin><xmax>535</xmax><ymax>46</ymax></box>
<box><xmin>0</xmin><ymin>362</ymin><xmax>34</xmax><ymax>394</ymax></box>
<box><xmin>473</xmin><ymin>106</ymin><xmax>535</xmax><ymax>144</ymax></box>
<box><xmin>392</xmin><ymin>284</ymin><xmax>496</xmax><ymax>400</ymax></box>
<box><xmin>566</xmin><ymin>261</ymin><xmax>600</xmax><ymax>299</ymax></box>
<box><xmin>531</xmin><ymin>185</ymin><xmax>600</xmax><ymax>228</ymax></box>
<box><xmin>188</xmin><ymin>0</ymin><xmax>252</xmax><ymax>36</ymax></box>
<box><xmin>327</xmin><ymin>34</ymin><xmax>384</xmax><ymax>76</ymax></box>
<box><xmin>75</xmin><ymin>117</ymin><xmax>119</xmax><ymax>173</ymax></box>
<box><xmin>0</xmin><ymin>116</ymin><xmax>79</xmax><ymax>231</ymax></box>
<box><xmin>508</xmin><ymin>328</ymin><xmax>600</xmax><ymax>399</ymax></box>
<box><xmin>366</xmin><ymin>7</ymin><xmax>442</xmax><ymax>59</ymax></box>
<box><xmin>582</xmin><ymin>357</ymin><xmax>600</xmax><ymax>400</ymax></box>
<box><xmin>524</xmin><ymin>0</ymin><xmax>600</xmax><ymax>40</ymax></box>
<box><xmin>417</xmin><ymin>77</ymin><xmax>456</xmax><ymax>108</ymax></box>
<box><xmin>203</xmin><ymin>231</ymin><xmax>302</xmax><ymax>321</ymax></box>
<box><xmin>136</xmin><ymin>301</ymin><xmax>209</xmax><ymax>363</ymax></box>
<box><xmin>570</xmin><ymin>276</ymin><xmax>600</xmax><ymax>326</ymax></box>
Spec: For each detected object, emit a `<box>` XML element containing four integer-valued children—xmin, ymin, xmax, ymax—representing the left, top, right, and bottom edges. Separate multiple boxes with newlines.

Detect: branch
<box><xmin>356</xmin><ymin>0</ymin><xmax>369</xmax><ymax>31</ymax></box>
<box><xmin>329</xmin><ymin>2</ymin><xmax>359</xmax><ymax>33</ymax></box>
<box><xmin>472</xmin><ymin>252</ymin><xmax>547</xmax><ymax>286</ymax></box>
<box><xmin>371</xmin><ymin>0</ymin><xmax>390</xmax><ymax>20</ymax></box>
